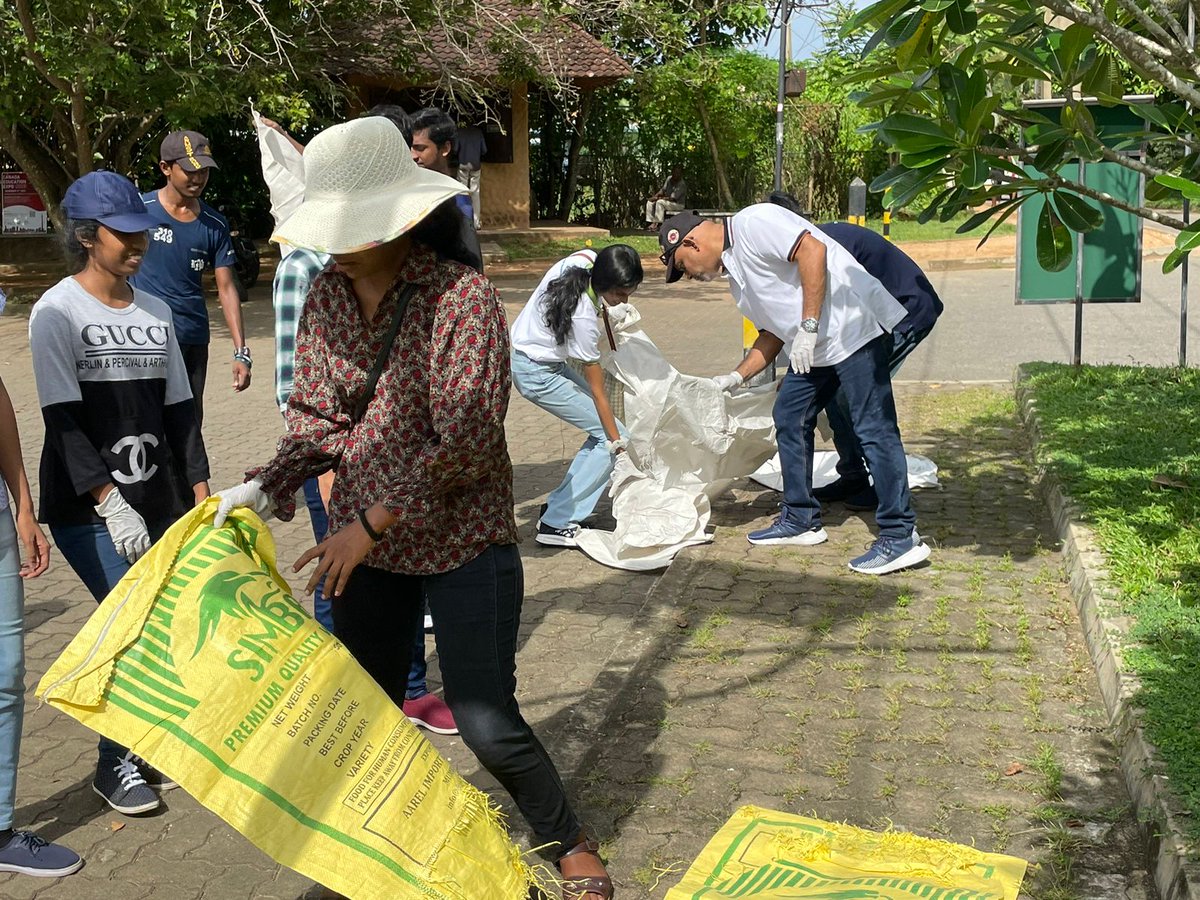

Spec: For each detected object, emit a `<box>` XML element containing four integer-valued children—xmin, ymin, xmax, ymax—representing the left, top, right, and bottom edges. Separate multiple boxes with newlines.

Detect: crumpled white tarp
<box><xmin>574</xmin><ymin>305</ymin><xmax>779</xmax><ymax>571</ymax></box>
<box><xmin>251</xmin><ymin>105</ymin><xmax>306</xmax><ymax>234</ymax></box>
<box><xmin>748</xmin><ymin>452</ymin><xmax>940</xmax><ymax>492</ymax></box>
<box><xmin>573</xmin><ymin>305</ymin><xmax>940</xmax><ymax>571</ymax></box>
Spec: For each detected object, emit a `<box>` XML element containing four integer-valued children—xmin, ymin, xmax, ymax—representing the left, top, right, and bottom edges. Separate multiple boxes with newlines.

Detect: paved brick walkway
<box><xmin>0</xmin><ymin>272</ymin><xmax>1154</xmax><ymax>898</ymax></box>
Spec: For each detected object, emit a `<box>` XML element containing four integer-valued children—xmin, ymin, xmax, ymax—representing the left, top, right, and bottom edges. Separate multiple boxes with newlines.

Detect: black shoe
<box><xmin>128</xmin><ymin>752</ymin><xmax>178</xmax><ymax>791</ymax></box>
<box><xmin>843</xmin><ymin>485</ymin><xmax>879</xmax><ymax>511</ymax></box>
<box><xmin>93</xmin><ymin>756</ymin><xmax>159</xmax><ymax>815</ymax></box>
<box><xmin>813</xmin><ymin>475</ymin><xmax>872</xmax><ymax>503</ymax></box>
<box><xmin>536</xmin><ymin>519</ymin><xmax>581</xmax><ymax>547</ymax></box>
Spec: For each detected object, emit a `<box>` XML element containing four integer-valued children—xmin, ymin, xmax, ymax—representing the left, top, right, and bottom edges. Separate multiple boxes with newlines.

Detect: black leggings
<box><xmin>332</xmin><ymin>544</ymin><xmax>583</xmax><ymax>853</ymax></box>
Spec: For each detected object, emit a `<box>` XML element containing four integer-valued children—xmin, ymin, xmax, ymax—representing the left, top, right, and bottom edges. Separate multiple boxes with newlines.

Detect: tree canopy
<box><xmin>843</xmin><ymin>0</ymin><xmax>1200</xmax><ymax>271</ymax></box>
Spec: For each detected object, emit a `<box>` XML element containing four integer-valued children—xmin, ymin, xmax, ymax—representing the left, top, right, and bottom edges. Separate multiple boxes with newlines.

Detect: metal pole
<box><xmin>1182</xmin><ymin>4</ymin><xmax>1194</xmax><ymax>368</ymax></box>
<box><xmin>773</xmin><ymin>2</ymin><xmax>790</xmax><ymax>191</ymax></box>
<box><xmin>1073</xmin><ymin>159</ymin><xmax>1085</xmax><ymax>366</ymax></box>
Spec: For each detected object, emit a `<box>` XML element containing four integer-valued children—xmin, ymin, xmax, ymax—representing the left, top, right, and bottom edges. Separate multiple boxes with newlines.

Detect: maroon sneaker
<box><xmin>403</xmin><ymin>694</ymin><xmax>459</xmax><ymax>735</ymax></box>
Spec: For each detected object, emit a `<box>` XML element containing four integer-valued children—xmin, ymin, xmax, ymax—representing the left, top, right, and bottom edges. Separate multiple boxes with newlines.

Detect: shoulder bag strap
<box><xmin>351</xmin><ymin>282</ymin><xmax>418</xmax><ymax>425</ymax></box>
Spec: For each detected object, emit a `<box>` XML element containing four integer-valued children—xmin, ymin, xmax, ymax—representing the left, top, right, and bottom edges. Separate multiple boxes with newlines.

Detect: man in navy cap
<box><xmin>130</xmin><ymin>130</ymin><xmax>250</xmax><ymax>426</ymax></box>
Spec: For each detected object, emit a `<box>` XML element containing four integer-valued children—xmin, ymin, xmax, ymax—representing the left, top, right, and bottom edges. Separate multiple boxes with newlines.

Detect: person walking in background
<box><xmin>409</xmin><ymin>108</ymin><xmax>484</xmax><ymax>272</ymax></box>
<box><xmin>0</xmin><ymin>370</ymin><xmax>83</xmax><ymax>878</ymax></box>
<box><xmin>214</xmin><ymin>117</ymin><xmax>614</xmax><ymax>900</ymax></box>
<box><xmin>645</xmin><ymin>165</ymin><xmax>687</xmax><ymax>229</ymax></box>
<box><xmin>455</xmin><ymin>123</ymin><xmax>487</xmax><ymax>229</ymax></box>
<box><xmin>129</xmin><ymin>131</ymin><xmax>251</xmax><ymax>425</ymax></box>
<box><xmin>510</xmin><ymin>245</ymin><xmax>644</xmax><ymax>548</ymax></box>
<box><xmin>30</xmin><ymin>171</ymin><xmax>211</xmax><ymax>814</ymax></box>
<box><xmin>660</xmin><ymin>206</ymin><xmax>931</xmax><ymax>575</ymax></box>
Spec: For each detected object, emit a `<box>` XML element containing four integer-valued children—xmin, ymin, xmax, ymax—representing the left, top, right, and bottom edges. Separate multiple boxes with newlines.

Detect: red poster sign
<box><xmin>2</xmin><ymin>171</ymin><xmax>48</xmax><ymax>234</ymax></box>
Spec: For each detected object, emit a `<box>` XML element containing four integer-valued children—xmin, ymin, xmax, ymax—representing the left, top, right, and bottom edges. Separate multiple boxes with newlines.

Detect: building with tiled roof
<box><xmin>330</xmin><ymin>1</ymin><xmax>631</xmax><ymax>228</ymax></box>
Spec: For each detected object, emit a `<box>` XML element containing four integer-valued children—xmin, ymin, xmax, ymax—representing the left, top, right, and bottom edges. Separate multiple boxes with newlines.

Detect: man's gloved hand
<box><xmin>712</xmin><ymin>371</ymin><xmax>742</xmax><ymax>392</ymax></box>
<box><xmin>94</xmin><ymin>489</ymin><xmax>151</xmax><ymax>563</ymax></box>
<box><xmin>789</xmin><ymin>332</ymin><xmax>818</xmax><ymax>374</ymax></box>
<box><xmin>213</xmin><ymin>478</ymin><xmax>272</xmax><ymax>528</ymax></box>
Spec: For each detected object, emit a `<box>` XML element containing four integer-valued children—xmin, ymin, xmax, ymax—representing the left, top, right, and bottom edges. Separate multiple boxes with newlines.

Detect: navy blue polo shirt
<box><xmin>129</xmin><ymin>193</ymin><xmax>236</xmax><ymax>346</ymax></box>
<box><xmin>819</xmin><ymin>222</ymin><xmax>943</xmax><ymax>335</ymax></box>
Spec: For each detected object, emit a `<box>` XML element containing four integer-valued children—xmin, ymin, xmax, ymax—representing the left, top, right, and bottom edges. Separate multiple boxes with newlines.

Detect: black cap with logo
<box><xmin>160</xmin><ymin>130</ymin><xmax>218</xmax><ymax>170</ymax></box>
<box><xmin>657</xmin><ymin>210</ymin><xmax>706</xmax><ymax>283</ymax></box>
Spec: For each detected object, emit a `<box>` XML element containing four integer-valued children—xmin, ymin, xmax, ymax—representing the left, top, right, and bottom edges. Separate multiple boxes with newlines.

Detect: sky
<box><xmin>748</xmin><ymin>0</ymin><xmax>862</xmax><ymax>63</ymax></box>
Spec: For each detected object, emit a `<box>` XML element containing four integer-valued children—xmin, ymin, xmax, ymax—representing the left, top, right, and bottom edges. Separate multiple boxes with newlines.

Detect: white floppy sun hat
<box><xmin>272</xmin><ymin>116</ymin><xmax>466</xmax><ymax>254</ymax></box>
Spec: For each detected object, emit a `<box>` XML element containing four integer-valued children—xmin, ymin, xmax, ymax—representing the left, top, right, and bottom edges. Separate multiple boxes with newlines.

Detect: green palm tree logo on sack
<box><xmin>193</xmin><ymin>570</ymin><xmax>308</xmax><ymax>683</ymax></box>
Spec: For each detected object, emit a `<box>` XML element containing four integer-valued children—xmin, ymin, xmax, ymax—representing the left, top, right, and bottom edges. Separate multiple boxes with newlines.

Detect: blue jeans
<box><xmin>828</xmin><ymin>326</ymin><xmax>931</xmax><ymax>480</ymax></box>
<box><xmin>0</xmin><ymin>511</ymin><xmax>25</xmax><ymax>829</ymax></box>
<box><xmin>510</xmin><ymin>350</ymin><xmax>625</xmax><ymax>528</ymax></box>
<box><xmin>303</xmin><ymin>476</ymin><xmax>427</xmax><ymax>695</ymax></box>
<box><xmin>774</xmin><ymin>335</ymin><xmax>916</xmax><ymax>539</ymax></box>
<box><xmin>50</xmin><ymin>518</ymin><xmax>171</xmax><ymax>764</ymax></box>
<box><xmin>332</xmin><ymin>544</ymin><xmax>583</xmax><ymax>851</ymax></box>
<box><xmin>301</xmin><ymin>477</ymin><xmax>333</xmax><ymax>631</ymax></box>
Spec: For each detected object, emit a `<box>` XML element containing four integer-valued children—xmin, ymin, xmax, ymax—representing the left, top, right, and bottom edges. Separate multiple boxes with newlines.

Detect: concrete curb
<box><xmin>1014</xmin><ymin>365</ymin><xmax>1200</xmax><ymax>900</ymax></box>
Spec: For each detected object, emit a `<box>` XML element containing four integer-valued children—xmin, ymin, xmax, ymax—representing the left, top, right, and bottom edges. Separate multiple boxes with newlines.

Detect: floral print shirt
<box><xmin>250</xmin><ymin>246</ymin><xmax>518</xmax><ymax>575</ymax></box>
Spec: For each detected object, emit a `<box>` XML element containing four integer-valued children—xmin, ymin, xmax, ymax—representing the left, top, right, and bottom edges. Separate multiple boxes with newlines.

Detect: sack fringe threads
<box><xmin>429</xmin><ymin>783</ymin><xmax>543</xmax><ymax>896</ymax></box>
<box><xmin>770</xmin><ymin>819</ymin><xmax>989</xmax><ymax>881</ymax></box>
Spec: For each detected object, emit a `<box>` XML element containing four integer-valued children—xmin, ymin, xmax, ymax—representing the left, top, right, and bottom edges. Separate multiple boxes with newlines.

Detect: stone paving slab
<box><xmin>0</xmin><ymin>272</ymin><xmax>1157</xmax><ymax>898</ymax></box>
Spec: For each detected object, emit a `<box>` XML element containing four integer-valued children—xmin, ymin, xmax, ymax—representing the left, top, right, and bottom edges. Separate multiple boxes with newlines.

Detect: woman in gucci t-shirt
<box><xmin>29</xmin><ymin>171</ymin><xmax>210</xmax><ymax>817</ymax></box>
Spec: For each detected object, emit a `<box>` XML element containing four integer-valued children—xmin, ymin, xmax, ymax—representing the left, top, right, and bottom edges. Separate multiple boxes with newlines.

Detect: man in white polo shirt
<box><xmin>659</xmin><ymin>206</ymin><xmax>930</xmax><ymax>575</ymax></box>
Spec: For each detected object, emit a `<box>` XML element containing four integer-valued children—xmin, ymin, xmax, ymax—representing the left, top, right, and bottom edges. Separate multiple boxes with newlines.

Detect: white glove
<box><xmin>213</xmin><ymin>478</ymin><xmax>272</xmax><ymax>528</ymax></box>
<box><xmin>95</xmin><ymin>489</ymin><xmax>151</xmax><ymax>563</ymax></box>
<box><xmin>712</xmin><ymin>371</ymin><xmax>742</xmax><ymax>392</ymax></box>
<box><xmin>603</xmin><ymin>437</ymin><xmax>628</xmax><ymax>454</ymax></box>
<box><xmin>789</xmin><ymin>331</ymin><xmax>818</xmax><ymax>374</ymax></box>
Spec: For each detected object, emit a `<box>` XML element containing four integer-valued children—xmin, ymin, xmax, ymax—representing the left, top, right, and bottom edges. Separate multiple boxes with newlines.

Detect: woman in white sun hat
<box><xmin>212</xmin><ymin>117</ymin><xmax>613</xmax><ymax>900</ymax></box>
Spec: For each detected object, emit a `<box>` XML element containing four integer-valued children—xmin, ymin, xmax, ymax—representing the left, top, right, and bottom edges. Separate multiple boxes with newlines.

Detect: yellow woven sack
<box><xmin>666</xmin><ymin>805</ymin><xmax>1027</xmax><ymax>900</ymax></box>
<box><xmin>38</xmin><ymin>501</ymin><xmax>531</xmax><ymax>899</ymax></box>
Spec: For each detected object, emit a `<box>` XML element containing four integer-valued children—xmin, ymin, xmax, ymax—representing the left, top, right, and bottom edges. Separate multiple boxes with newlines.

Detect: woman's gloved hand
<box><xmin>212</xmin><ymin>478</ymin><xmax>272</xmax><ymax>528</ymax></box>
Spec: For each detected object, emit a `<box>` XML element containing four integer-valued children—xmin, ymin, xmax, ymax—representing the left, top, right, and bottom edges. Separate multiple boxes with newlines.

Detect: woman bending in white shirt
<box><xmin>510</xmin><ymin>245</ymin><xmax>643</xmax><ymax>547</ymax></box>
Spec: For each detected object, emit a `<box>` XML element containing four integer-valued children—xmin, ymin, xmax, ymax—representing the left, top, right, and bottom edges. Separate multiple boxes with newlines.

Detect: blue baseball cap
<box><xmin>61</xmin><ymin>171</ymin><xmax>158</xmax><ymax>233</ymax></box>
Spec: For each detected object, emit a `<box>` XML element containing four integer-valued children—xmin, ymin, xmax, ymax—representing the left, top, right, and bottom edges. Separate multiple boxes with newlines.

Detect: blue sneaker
<box><xmin>747</xmin><ymin>513</ymin><xmax>827</xmax><ymax>546</ymax></box>
<box><xmin>0</xmin><ymin>831</ymin><xmax>83</xmax><ymax>877</ymax></box>
<box><xmin>849</xmin><ymin>530</ymin><xmax>930</xmax><ymax>575</ymax></box>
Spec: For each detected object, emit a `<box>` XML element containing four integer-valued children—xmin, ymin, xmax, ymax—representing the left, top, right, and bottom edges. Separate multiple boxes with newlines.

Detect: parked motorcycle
<box><xmin>219</xmin><ymin>205</ymin><xmax>261</xmax><ymax>303</ymax></box>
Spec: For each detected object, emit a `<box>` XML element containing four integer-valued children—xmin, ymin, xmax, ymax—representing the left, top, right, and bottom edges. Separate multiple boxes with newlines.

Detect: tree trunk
<box><xmin>696</xmin><ymin>96</ymin><xmax>735</xmax><ymax>209</ymax></box>
<box><xmin>557</xmin><ymin>90</ymin><xmax>594</xmax><ymax>222</ymax></box>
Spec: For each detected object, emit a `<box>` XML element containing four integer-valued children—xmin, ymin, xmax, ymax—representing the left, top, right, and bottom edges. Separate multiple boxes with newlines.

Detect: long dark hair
<box><xmin>60</xmin><ymin>218</ymin><xmax>102</xmax><ymax>274</ymax></box>
<box><xmin>409</xmin><ymin>199</ymin><xmax>474</xmax><ymax>267</ymax></box>
<box><xmin>543</xmin><ymin>244</ymin><xmax>643</xmax><ymax>346</ymax></box>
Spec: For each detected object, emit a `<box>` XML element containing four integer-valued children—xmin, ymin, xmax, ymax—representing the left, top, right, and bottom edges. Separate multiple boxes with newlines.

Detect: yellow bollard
<box><xmin>883</xmin><ymin>209</ymin><xmax>892</xmax><ymax>241</ymax></box>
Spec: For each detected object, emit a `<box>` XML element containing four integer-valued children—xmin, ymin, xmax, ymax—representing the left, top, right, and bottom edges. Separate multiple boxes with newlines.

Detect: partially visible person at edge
<box><xmin>212</xmin><ymin>118</ymin><xmax>614</xmax><ymax>900</ymax></box>
<box><xmin>644</xmin><ymin>165</ymin><xmax>687</xmax><ymax>229</ymax></box>
<box><xmin>455</xmin><ymin>122</ymin><xmax>487</xmax><ymax>229</ymax></box>
<box><xmin>0</xmin><ymin>368</ymin><xmax>83</xmax><ymax>879</ymax></box>
<box><xmin>29</xmin><ymin>171</ymin><xmax>211</xmax><ymax>816</ymax></box>
<box><xmin>509</xmin><ymin>245</ymin><xmax>644</xmax><ymax>548</ymax></box>
<box><xmin>268</xmin><ymin>105</ymin><xmax>461</xmax><ymax>737</ymax></box>
<box><xmin>128</xmin><ymin>130</ymin><xmax>250</xmax><ymax>426</ymax></box>
<box><xmin>660</xmin><ymin>206</ymin><xmax>931</xmax><ymax>576</ymax></box>
<box><xmin>765</xmin><ymin>191</ymin><xmax>943</xmax><ymax>511</ymax></box>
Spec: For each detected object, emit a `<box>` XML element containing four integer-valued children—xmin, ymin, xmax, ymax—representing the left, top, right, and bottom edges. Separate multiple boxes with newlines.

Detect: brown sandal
<box><xmin>556</xmin><ymin>838</ymin><xmax>615</xmax><ymax>900</ymax></box>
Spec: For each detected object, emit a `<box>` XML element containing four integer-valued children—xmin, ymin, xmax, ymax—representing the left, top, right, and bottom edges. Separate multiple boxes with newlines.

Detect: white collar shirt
<box><xmin>721</xmin><ymin>204</ymin><xmax>907</xmax><ymax>366</ymax></box>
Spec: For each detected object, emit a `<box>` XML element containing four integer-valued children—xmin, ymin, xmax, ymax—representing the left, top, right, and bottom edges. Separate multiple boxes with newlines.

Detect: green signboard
<box><xmin>1016</xmin><ymin>161</ymin><xmax>1143</xmax><ymax>304</ymax></box>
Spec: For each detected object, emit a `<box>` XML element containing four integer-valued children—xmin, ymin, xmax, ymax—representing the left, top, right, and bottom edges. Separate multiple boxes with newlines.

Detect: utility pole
<box><xmin>773</xmin><ymin>1</ymin><xmax>792</xmax><ymax>191</ymax></box>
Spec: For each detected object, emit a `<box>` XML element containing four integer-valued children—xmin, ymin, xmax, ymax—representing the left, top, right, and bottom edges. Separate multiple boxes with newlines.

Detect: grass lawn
<box><xmin>1021</xmin><ymin>363</ymin><xmax>1200</xmax><ymax>835</ymax></box>
<box><xmin>491</xmin><ymin>214</ymin><xmax>1013</xmax><ymax>261</ymax></box>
